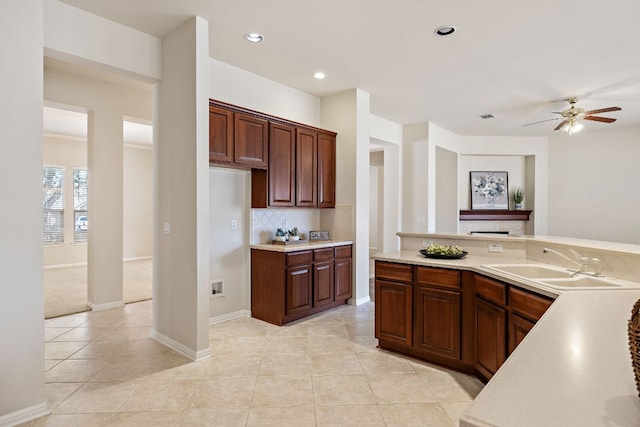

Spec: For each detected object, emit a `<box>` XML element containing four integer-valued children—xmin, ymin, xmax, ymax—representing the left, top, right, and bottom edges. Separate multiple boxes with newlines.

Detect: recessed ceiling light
<box><xmin>244</xmin><ymin>33</ymin><xmax>264</xmax><ymax>43</ymax></box>
<box><xmin>434</xmin><ymin>25</ymin><xmax>456</xmax><ymax>36</ymax></box>
<box><xmin>313</xmin><ymin>72</ymin><xmax>327</xmax><ymax>80</ymax></box>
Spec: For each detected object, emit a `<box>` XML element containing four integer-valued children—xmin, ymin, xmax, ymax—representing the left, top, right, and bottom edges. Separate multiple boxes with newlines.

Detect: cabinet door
<box><xmin>286</xmin><ymin>264</ymin><xmax>312</xmax><ymax>317</ymax></box>
<box><xmin>317</xmin><ymin>132</ymin><xmax>336</xmax><ymax>208</ymax></box>
<box><xmin>334</xmin><ymin>257</ymin><xmax>352</xmax><ymax>301</ymax></box>
<box><xmin>475</xmin><ymin>297</ymin><xmax>506</xmax><ymax>380</ymax></box>
<box><xmin>508</xmin><ymin>313</ymin><xmax>535</xmax><ymax>354</ymax></box>
<box><xmin>375</xmin><ymin>279</ymin><xmax>412</xmax><ymax>346</ymax></box>
<box><xmin>268</xmin><ymin>122</ymin><xmax>296</xmax><ymax>206</ymax></box>
<box><xmin>296</xmin><ymin>128</ymin><xmax>317</xmax><ymax>207</ymax></box>
<box><xmin>415</xmin><ymin>286</ymin><xmax>461</xmax><ymax>360</ymax></box>
<box><xmin>234</xmin><ymin>113</ymin><xmax>268</xmax><ymax>168</ymax></box>
<box><xmin>209</xmin><ymin>106</ymin><xmax>234</xmax><ymax>163</ymax></box>
<box><xmin>313</xmin><ymin>260</ymin><xmax>334</xmax><ymax>307</ymax></box>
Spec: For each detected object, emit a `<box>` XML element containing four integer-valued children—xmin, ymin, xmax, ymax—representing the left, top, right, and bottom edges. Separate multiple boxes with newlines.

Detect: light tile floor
<box><xmin>26</xmin><ymin>299</ymin><xmax>483</xmax><ymax>426</ymax></box>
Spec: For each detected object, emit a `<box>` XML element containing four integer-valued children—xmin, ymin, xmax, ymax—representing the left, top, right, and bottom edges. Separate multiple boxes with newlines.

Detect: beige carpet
<box><xmin>44</xmin><ymin>259</ymin><xmax>152</xmax><ymax>319</ymax></box>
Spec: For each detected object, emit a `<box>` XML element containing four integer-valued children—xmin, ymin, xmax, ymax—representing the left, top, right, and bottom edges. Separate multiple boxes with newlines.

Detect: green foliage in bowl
<box><xmin>425</xmin><ymin>245</ymin><xmax>464</xmax><ymax>256</ymax></box>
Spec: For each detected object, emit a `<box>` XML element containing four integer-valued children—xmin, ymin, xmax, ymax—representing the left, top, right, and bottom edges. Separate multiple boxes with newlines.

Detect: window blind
<box><xmin>43</xmin><ymin>166</ymin><xmax>64</xmax><ymax>244</ymax></box>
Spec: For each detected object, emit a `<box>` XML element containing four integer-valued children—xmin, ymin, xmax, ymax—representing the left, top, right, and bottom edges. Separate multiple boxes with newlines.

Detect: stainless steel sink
<box><xmin>483</xmin><ymin>264</ymin><xmax>573</xmax><ymax>279</ymax></box>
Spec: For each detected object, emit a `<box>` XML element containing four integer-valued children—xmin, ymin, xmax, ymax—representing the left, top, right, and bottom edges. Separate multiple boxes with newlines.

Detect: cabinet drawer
<box><xmin>335</xmin><ymin>245</ymin><xmax>352</xmax><ymax>259</ymax></box>
<box><xmin>376</xmin><ymin>261</ymin><xmax>413</xmax><ymax>283</ymax></box>
<box><xmin>314</xmin><ymin>248</ymin><xmax>334</xmax><ymax>262</ymax></box>
<box><xmin>415</xmin><ymin>266</ymin><xmax>460</xmax><ymax>289</ymax></box>
<box><xmin>286</xmin><ymin>250</ymin><xmax>312</xmax><ymax>266</ymax></box>
<box><xmin>475</xmin><ymin>275</ymin><xmax>506</xmax><ymax>305</ymax></box>
<box><xmin>509</xmin><ymin>287</ymin><xmax>553</xmax><ymax>320</ymax></box>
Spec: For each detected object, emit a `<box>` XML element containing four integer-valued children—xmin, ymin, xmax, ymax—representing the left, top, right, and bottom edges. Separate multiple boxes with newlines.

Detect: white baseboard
<box><xmin>44</xmin><ymin>257</ymin><xmax>152</xmax><ymax>269</ymax></box>
<box><xmin>44</xmin><ymin>262</ymin><xmax>87</xmax><ymax>270</ymax></box>
<box><xmin>0</xmin><ymin>402</ymin><xmax>49</xmax><ymax>427</ymax></box>
<box><xmin>87</xmin><ymin>300</ymin><xmax>124</xmax><ymax>311</ymax></box>
<box><xmin>123</xmin><ymin>256</ymin><xmax>153</xmax><ymax>262</ymax></box>
<box><xmin>209</xmin><ymin>310</ymin><xmax>251</xmax><ymax>325</ymax></box>
<box><xmin>150</xmin><ymin>329</ymin><xmax>212</xmax><ymax>362</ymax></box>
<box><xmin>348</xmin><ymin>296</ymin><xmax>371</xmax><ymax>306</ymax></box>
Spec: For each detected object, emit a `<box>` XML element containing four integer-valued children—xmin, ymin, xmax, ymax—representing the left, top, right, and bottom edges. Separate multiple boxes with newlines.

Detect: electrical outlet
<box><xmin>231</xmin><ymin>220</ymin><xmax>237</xmax><ymax>230</ymax></box>
<box><xmin>488</xmin><ymin>244</ymin><xmax>503</xmax><ymax>253</ymax></box>
<box><xmin>416</xmin><ymin>216</ymin><xmax>426</xmax><ymax>224</ymax></box>
<box><xmin>422</xmin><ymin>240</ymin><xmax>433</xmax><ymax>247</ymax></box>
<box><xmin>162</xmin><ymin>222</ymin><xmax>171</xmax><ymax>235</ymax></box>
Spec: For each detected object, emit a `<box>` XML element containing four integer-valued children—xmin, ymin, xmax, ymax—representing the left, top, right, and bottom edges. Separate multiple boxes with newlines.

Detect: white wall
<box><xmin>321</xmin><ymin>89</ymin><xmax>371</xmax><ymax>305</ymax></box>
<box><xmin>548</xmin><ymin>126</ymin><xmax>640</xmax><ymax>244</ymax></box>
<box><xmin>402</xmin><ymin>123</ymin><xmax>429</xmax><ymax>233</ymax></box>
<box><xmin>210</xmin><ymin>58</ymin><xmax>321</xmax><ymax>127</ymax></box>
<box><xmin>0</xmin><ymin>0</ymin><xmax>47</xmax><ymax>423</ymax></box>
<box><xmin>152</xmin><ymin>16</ymin><xmax>211</xmax><ymax>360</ymax></box>
<box><xmin>123</xmin><ymin>145</ymin><xmax>153</xmax><ymax>259</ymax></box>
<box><xmin>44</xmin><ymin>0</ymin><xmax>161</xmax><ymax>82</ymax></box>
<box><xmin>435</xmin><ymin>146</ymin><xmax>458</xmax><ymax>232</ymax></box>
<box><xmin>209</xmin><ymin>168</ymin><xmax>250</xmax><ymax>319</ymax></box>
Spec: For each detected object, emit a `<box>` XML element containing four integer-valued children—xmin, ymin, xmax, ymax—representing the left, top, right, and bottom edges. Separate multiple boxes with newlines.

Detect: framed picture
<box><xmin>470</xmin><ymin>171</ymin><xmax>508</xmax><ymax>210</ymax></box>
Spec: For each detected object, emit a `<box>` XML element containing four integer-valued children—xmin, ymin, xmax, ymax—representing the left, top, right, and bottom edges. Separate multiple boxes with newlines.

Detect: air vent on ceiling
<box><xmin>478</xmin><ymin>114</ymin><xmax>495</xmax><ymax>120</ymax></box>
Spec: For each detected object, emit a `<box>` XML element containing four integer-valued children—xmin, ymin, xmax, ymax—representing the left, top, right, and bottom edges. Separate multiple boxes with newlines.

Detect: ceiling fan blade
<box><xmin>554</xmin><ymin>119</ymin><xmax>569</xmax><ymax>131</ymax></box>
<box><xmin>583</xmin><ymin>116</ymin><xmax>617</xmax><ymax>123</ymax></box>
<box><xmin>522</xmin><ymin>117</ymin><xmax>561</xmax><ymax>127</ymax></box>
<box><xmin>584</xmin><ymin>107</ymin><xmax>621</xmax><ymax>115</ymax></box>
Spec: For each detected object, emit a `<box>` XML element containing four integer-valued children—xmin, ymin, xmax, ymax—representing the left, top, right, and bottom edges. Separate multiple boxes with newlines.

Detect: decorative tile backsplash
<box><xmin>251</xmin><ymin>208</ymin><xmax>320</xmax><ymax>244</ymax></box>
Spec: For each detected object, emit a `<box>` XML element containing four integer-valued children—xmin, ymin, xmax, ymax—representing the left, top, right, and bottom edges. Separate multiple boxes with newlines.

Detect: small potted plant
<box><xmin>275</xmin><ymin>228</ymin><xmax>288</xmax><ymax>242</ymax></box>
<box><xmin>288</xmin><ymin>227</ymin><xmax>300</xmax><ymax>241</ymax></box>
<box><xmin>514</xmin><ymin>188</ymin><xmax>524</xmax><ymax>210</ymax></box>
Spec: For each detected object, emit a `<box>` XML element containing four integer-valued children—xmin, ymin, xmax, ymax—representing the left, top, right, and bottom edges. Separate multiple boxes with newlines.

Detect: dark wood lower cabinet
<box><xmin>313</xmin><ymin>260</ymin><xmax>334</xmax><ymax>307</ymax></box>
<box><xmin>252</xmin><ymin>245</ymin><xmax>352</xmax><ymax>326</ymax></box>
<box><xmin>414</xmin><ymin>286</ymin><xmax>461</xmax><ymax>360</ymax></box>
<box><xmin>508</xmin><ymin>313</ymin><xmax>535</xmax><ymax>354</ymax></box>
<box><xmin>374</xmin><ymin>261</ymin><xmax>555</xmax><ymax>383</ymax></box>
<box><xmin>375</xmin><ymin>279</ymin><xmax>413</xmax><ymax>346</ymax></box>
<box><xmin>285</xmin><ymin>264</ymin><xmax>312</xmax><ymax>316</ymax></box>
<box><xmin>474</xmin><ymin>296</ymin><xmax>507</xmax><ymax>380</ymax></box>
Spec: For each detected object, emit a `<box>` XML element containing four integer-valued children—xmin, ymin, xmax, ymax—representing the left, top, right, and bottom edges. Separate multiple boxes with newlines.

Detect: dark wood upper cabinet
<box><xmin>209</xmin><ymin>99</ymin><xmax>336</xmax><ymax>207</ymax></box>
<box><xmin>234</xmin><ymin>113</ymin><xmax>268</xmax><ymax>169</ymax></box>
<box><xmin>208</xmin><ymin>106</ymin><xmax>234</xmax><ymax>163</ymax></box>
<box><xmin>317</xmin><ymin>132</ymin><xmax>336</xmax><ymax>208</ymax></box>
<box><xmin>296</xmin><ymin>128</ymin><xmax>318</xmax><ymax>207</ymax></box>
<box><xmin>269</xmin><ymin>123</ymin><xmax>296</xmax><ymax>207</ymax></box>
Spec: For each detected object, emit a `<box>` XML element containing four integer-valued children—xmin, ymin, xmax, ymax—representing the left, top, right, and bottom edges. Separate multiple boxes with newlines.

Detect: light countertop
<box><xmin>372</xmin><ymin>250</ymin><xmax>640</xmax><ymax>426</ymax></box>
<box><xmin>250</xmin><ymin>239</ymin><xmax>352</xmax><ymax>252</ymax></box>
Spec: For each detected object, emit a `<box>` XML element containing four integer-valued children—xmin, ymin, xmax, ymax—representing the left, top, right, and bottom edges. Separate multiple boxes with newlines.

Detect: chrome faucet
<box><xmin>542</xmin><ymin>248</ymin><xmax>603</xmax><ymax>277</ymax></box>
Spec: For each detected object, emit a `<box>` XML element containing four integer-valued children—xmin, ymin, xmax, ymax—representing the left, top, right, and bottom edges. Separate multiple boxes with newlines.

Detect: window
<box><xmin>43</xmin><ymin>166</ymin><xmax>64</xmax><ymax>244</ymax></box>
<box><xmin>73</xmin><ymin>168</ymin><xmax>88</xmax><ymax>242</ymax></box>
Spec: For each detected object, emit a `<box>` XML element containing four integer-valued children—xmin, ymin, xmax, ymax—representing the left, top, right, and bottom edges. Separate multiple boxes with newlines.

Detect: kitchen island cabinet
<box><xmin>251</xmin><ymin>242</ymin><xmax>352</xmax><ymax>326</ymax></box>
<box><xmin>374</xmin><ymin>259</ymin><xmax>555</xmax><ymax>380</ymax></box>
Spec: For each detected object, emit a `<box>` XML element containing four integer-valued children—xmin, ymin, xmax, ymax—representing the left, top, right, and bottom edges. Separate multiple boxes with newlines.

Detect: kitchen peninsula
<box><xmin>373</xmin><ymin>233</ymin><xmax>640</xmax><ymax>427</ymax></box>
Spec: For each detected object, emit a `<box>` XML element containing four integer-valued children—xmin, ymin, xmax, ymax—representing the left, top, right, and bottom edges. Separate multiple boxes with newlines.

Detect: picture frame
<box><xmin>470</xmin><ymin>171</ymin><xmax>508</xmax><ymax>210</ymax></box>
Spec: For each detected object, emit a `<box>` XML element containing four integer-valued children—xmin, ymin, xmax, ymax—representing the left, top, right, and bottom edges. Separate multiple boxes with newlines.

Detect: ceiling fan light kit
<box><xmin>524</xmin><ymin>97</ymin><xmax>622</xmax><ymax>135</ymax></box>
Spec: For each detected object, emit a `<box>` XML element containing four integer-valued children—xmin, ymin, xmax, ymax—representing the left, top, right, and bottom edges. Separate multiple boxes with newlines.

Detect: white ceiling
<box><xmin>55</xmin><ymin>0</ymin><xmax>640</xmax><ymax>136</ymax></box>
